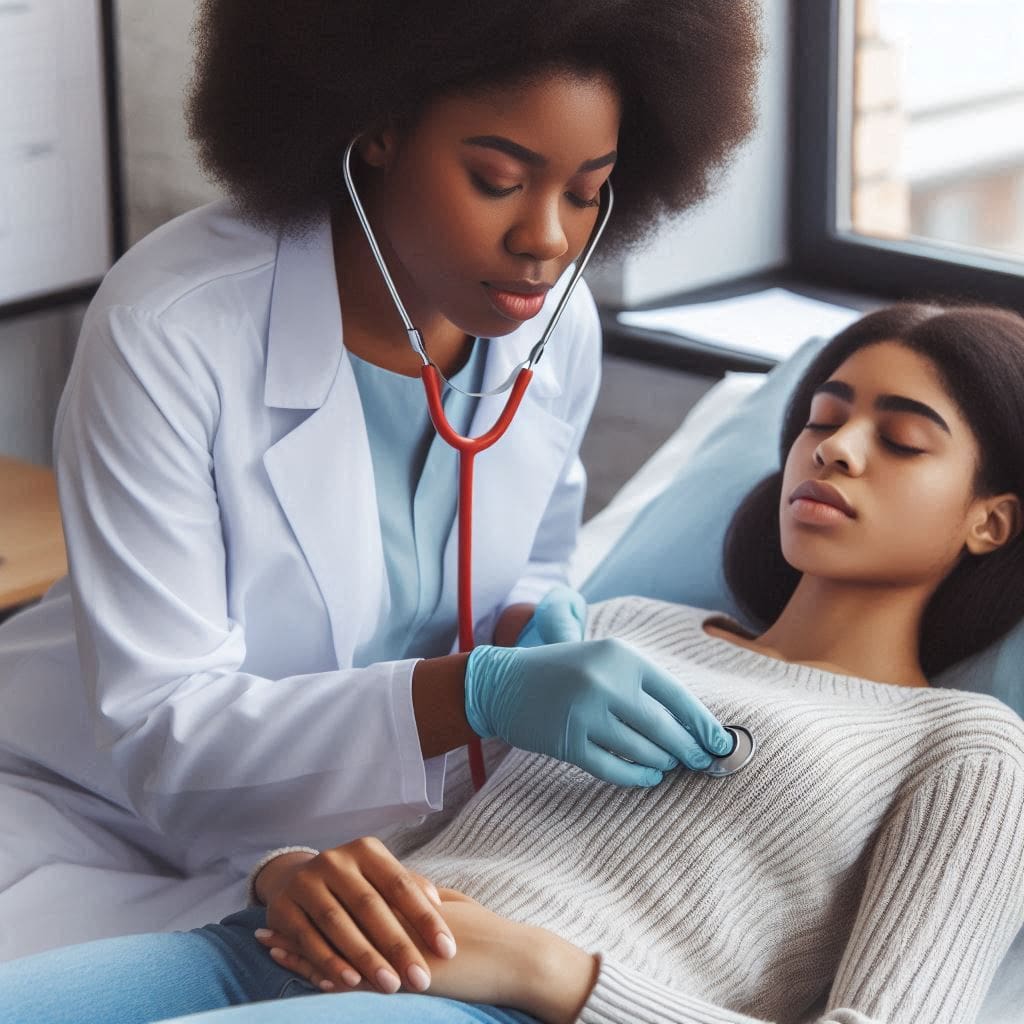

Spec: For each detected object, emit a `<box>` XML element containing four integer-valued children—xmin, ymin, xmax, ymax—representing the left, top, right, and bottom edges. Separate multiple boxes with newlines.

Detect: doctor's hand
<box><xmin>464</xmin><ymin>638</ymin><xmax>733</xmax><ymax>787</ymax></box>
<box><xmin>254</xmin><ymin>837</ymin><xmax>456</xmax><ymax>996</ymax></box>
<box><xmin>514</xmin><ymin>585</ymin><xmax>587</xmax><ymax>647</ymax></box>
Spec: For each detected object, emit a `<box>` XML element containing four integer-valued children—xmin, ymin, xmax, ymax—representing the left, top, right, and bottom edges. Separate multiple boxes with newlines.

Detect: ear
<box><xmin>965</xmin><ymin>492</ymin><xmax>1023</xmax><ymax>556</ymax></box>
<box><xmin>356</xmin><ymin>122</ymin><xmax>402</xmax><ymax>171</ymax></box>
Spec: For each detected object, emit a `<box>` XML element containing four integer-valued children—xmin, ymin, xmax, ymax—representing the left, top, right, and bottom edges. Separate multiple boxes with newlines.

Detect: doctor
<box><xmin>0</xmin><ymin>0</ymin><xmax>762</xmax><ymax>961</ymax></box>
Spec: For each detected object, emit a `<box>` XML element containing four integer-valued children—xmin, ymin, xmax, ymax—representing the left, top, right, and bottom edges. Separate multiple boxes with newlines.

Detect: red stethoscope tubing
<box><xmin>420</xmin><ymin>363</ymin><xmax>534</xmax><ymax>791</ymax></box>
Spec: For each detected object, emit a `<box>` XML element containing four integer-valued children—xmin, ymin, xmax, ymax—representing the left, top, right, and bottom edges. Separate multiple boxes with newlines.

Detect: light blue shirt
<box><xmin>349</xmin><ymin>341</ymin><xmax>489</xmax><ymax>666</ymax></box>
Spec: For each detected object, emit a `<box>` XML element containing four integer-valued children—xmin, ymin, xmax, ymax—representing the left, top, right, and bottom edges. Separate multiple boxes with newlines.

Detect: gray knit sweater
<box><xmin>393</xmin><ymin>597</ymin><xmax>1024</xmax><ymax>1024</ymax></box>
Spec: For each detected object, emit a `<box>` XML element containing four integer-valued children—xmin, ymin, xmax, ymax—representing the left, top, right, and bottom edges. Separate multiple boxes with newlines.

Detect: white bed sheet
<box><xmin>573</xmin><ymin>370</ymin><xmax>1024</xmax><ymax>1024</ymax></box>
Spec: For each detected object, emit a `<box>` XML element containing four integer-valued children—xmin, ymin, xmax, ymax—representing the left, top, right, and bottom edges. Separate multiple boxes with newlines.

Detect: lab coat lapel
<box><xmin>261</xmin><ymin>214</ymin><xmax>388</xmax><ymax>666</ymax></box>
<box><xmin>449</xmin><ymin>287</ymin><xmax>576</xmax><ymax>627</ymax></box>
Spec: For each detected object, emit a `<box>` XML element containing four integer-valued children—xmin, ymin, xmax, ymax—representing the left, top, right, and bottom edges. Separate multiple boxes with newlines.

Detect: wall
<box><xmin>0</xmin><ymin>1</ymin><xmax>219</xmax><ymax>465</ymax></box>
<box><xmin>602</xmin><ymin>0</ymin><xmax>793</xmax><ymax>306</ymax></box>
<box><xmin>116</xmin><ymin>0</ymin><xmax>222</xmax><ymax>245</ymax></box>
<box><xmin>0</xmin><ymin>0</ymin><xmax>790</xmax><ymax>464</ymax></box>
<box><xmin>0</xmin><ymin>309</ymin><xmax>80</xmax><ymax>464</ymax></box>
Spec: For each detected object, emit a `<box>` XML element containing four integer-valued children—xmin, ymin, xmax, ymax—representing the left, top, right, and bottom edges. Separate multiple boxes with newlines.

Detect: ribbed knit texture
<box><xmin>400</xmin><ymin>597</ymin><xmax>1024</xmax><ymax>1024</ymax></box>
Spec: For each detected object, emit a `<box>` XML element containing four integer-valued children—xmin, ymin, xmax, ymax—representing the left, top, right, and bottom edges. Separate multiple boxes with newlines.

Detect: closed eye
<box><xmin>470</xmin><ymin>174</ymin><xmax>600</xmax><ymax>209</ymax></box>
<box><xmin>472</xmin><ymin>175</ymin><xmax>518</xmax><ymax>198</ymax></box>
<box><xmin>804</xmin><ymin>422</ymin><xmax>925</xmax><ymax>456</ymax></box>
<box><xmin>881</xmin><ymin>439</ymin><xmax>926</xmax><ymax>455</ymax></box>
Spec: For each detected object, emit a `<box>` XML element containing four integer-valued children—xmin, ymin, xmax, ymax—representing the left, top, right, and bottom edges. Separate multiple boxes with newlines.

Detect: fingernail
<box><xmin>341</xmin><ymin>969</ymin><xmax>361</xmax><ymax>988</ymax></box>
<box><xmin>407</xmin><ymin>964</ymin><xmax>431</xmax><ymax>992</ymax></box>
<box><xmin>715</xmin><ymin>732</ymin><xmax>734</xmax><ymax>755</ymax></box>
<box><xmin>319</xmin><ymin>980</ymin><xmax>335</xmax><ymax>992</ymax></box>
<box><xmin>254</xmin><ymin>928</ymin><xmax>273</xmax><ymax>940</ymax></box>
<box><xmin>644</xmin><ymin>769</ymin><xmax>663</xmax><ymax>786</ymax></box>
<box><xmin>435</xmin><ymin>932</ymin><xmax>457</xmax><ymax>959</ymax></box>
<box><xmin>694</xmin><ymin>754</ymin><xmax>712</xmax><ymax>770</ymax></box>
<box><xmin>269</xmin><ymin>947</ymin><xmax>286</xmax><ymax>960</ymax></box>
<box><xmin>376</xmin><ymin>968</ymin><xmax>401</xmax><ymax>994</ymax></box>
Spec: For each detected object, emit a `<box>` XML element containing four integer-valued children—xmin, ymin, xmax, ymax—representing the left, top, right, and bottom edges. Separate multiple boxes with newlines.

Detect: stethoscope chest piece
<box><xmin>699</xmin><ymin>725</ymin><xmax>755</xmax><ymax>778</ymax></box>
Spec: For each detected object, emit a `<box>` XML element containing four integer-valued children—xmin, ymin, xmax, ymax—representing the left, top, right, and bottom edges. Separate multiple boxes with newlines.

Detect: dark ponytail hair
<box><xmin>723</xmin><ymin>303</ymin><xmax>1024</xmax><ymax>676</ymax></box>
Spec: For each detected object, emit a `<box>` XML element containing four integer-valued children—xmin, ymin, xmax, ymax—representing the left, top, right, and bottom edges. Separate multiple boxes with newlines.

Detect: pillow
<box><xmin>581</xmin><ymin>336</ymin><xmax>1024</xmax><ymax>715</ymax></box>
<box><xmin>582</xmin><ymin>336</ymin><xmax>826</xmax><ymax>621</ymax></box>
<box><xmin>569</xmin><ymin>371</ymin><xmax>765</xmax><ymax>587</ymax></box>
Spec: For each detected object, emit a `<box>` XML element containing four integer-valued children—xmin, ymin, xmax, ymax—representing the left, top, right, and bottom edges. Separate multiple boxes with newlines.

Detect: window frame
<box><xmin>791</xmin><ymin>0</ymin><xmax>1024</xmax><ymax>314</ymax></box>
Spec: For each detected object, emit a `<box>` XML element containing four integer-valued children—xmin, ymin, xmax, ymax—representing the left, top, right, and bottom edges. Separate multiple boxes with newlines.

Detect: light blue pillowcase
<box><xmin>581</xmin><ymin>336</ymin><xmax>1024</xmax><ymax>715</ymax></box>
<box><xmin>583</xmin><ymin>336</ymin><xmax>826</xmax><ymax>622</ymax></box>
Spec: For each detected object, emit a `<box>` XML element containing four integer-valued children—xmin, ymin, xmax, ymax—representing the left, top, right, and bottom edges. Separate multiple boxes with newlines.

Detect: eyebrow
<box><xmin>461</xmin><ymin>135</ymin><xmax>617</xmax><ymax>173</ymax></box>
<box><xmin>812</xmin><ymin>380</ymin><xmax>951</xmax><ymax>434</ymax></box>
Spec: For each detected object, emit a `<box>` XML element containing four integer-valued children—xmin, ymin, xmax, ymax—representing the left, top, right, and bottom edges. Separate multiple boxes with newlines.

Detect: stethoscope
<box><xmin>341</xmin><ymin>137</ymin><xmax>756</xmax><ymax>790</ymax></box>
<box><xmin>341</xmin><ymin>136</ymin><xmax>614</xmax><ymax>789</ymax></box>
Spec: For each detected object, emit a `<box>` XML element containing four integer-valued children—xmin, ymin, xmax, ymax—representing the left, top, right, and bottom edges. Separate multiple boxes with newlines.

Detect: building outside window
<box><xmin>848</xmin><ymin>0</ymin><xmax>1024</xmax><ymax>261</ymax></box>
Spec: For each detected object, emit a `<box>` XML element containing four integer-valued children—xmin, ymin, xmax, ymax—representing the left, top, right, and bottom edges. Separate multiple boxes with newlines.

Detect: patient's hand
<box><xmin>254</xmin><ymin>836</ymin><xmax>456</xmax><ymax>996</ymax></box>
<box><xmin>260</xmin><ymin>887</ymin><xmax>600</xmax><ymax>1024</ymax></box>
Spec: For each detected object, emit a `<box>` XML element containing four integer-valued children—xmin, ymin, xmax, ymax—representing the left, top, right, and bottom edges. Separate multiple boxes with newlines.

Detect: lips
<box><xmin>483</xmin><ymin>280</ymin><xmax>554</xmax><ymax>295</ymax></box>
<box><xmin>788</xmin><ymin>480</ymin><xmax>856</xmax><ymax>518</ymax></box>
<box><xmin>483</xmin><ymin>282</ymin><xmax>552</xmax><ymax>322</ymax></box>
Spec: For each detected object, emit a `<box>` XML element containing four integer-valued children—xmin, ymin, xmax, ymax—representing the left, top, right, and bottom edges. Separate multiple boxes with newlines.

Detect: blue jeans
<box><xmin>0</xmin><ymin>906</ymin><xmax>539</xmax><ymax>1024</ymax></box>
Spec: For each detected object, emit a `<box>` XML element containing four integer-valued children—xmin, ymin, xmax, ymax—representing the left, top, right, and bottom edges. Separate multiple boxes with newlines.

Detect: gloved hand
<box><xmin>515</xmin><ymin>585</ymin><xmax>587</xmax><ymax>647</ymax></box>
<box><xmin>464</xmin><ymin>638</ymin><xmax>733</xmax><ymax>787</ymax></box>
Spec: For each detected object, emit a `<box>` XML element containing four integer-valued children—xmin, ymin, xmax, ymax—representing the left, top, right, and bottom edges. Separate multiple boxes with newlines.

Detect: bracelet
<box><xmin>245</xmin><ymin>846</ymin><xmax>320</xmax><ymax>907</ymax></box>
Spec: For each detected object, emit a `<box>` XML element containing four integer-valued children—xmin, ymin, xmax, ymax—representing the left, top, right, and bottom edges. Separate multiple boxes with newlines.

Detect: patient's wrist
<box><xmin>517</xmin><ymin>925</ymin><xmax>600</xmax><ymax>1024</ymax></box>
<box><xmin>252</xmin><ymin>848</ymin><xmax>318</xmax><ymax>905</ymax></box>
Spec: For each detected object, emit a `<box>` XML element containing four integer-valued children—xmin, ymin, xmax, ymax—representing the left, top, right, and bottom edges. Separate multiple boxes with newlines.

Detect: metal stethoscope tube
<box><xmin>341</xmin><ymin>135</ymin><xmax>614</xmax><ymax>790</ymax></box>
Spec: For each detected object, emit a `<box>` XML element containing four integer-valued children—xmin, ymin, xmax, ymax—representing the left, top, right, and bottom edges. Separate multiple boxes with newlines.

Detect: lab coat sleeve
<box><xmin>499</xmin><ymin>283</ymin><xmax>603</xmax><ymax>612</ymax></box>
<box><xmin>575</xmin><ymin>755</ymin><xmax>1024</xmax><ymax>1024</ymax></box>
<box><xmin>54</xmin><ymin>304</ymin><xmax>441</xmax><ymax>867</ymax></box>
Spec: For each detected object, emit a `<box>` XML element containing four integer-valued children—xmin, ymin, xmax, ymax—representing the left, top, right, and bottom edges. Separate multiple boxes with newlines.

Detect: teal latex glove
<box><xmin>464</xmin><ymin>638</ymin><xmax>733</xmax><ymax>787</ymax></box>
<box><xmin>515</xmin><ymin>585</ymin><xmax>587</xmax><ymax>647</ymax></box>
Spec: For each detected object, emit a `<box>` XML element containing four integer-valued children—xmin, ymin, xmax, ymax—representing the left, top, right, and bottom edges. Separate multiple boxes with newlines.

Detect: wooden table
<box><xmin>0</xmin><ymin>456</ymin><xmax>68</xmax><ymax>612</ymax></box>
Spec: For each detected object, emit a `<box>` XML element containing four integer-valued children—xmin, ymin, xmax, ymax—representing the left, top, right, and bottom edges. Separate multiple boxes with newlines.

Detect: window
<box><xmin>792</xmin><ymin>0</ymin><xmax>1024</xmax><ymax>310</ymax></box>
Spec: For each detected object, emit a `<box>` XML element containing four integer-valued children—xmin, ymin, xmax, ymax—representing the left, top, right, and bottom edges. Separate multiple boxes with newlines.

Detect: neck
<box><xmin>330</xmin><ymin>198</ymin><xmax>472</xmax><ymax>378</ymax></box>
<box><xmin>749</xmin><ymin>578</ymin><xmax>932</xmax><ymax>687</ymax></box>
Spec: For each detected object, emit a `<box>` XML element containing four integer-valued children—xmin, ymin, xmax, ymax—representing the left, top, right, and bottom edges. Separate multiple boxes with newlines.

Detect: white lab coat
<box><xmin>0</xmin><ymin>199</ymin><xmax>601</xmax><ymax>958</ymax></box>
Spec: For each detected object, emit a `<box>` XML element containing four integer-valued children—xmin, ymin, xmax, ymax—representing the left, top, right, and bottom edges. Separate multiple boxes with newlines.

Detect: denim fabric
<box><xmin>0</xmin><ymin>907</ymin><xmax>308</xmax><ymax>1024</ymax></box>
<box><xmin>159</xmin><ymin>992</ymin><xmax>539</xmax><ymax>1023</ymax></box>
<box><xmin>0</xmin><ymin>906</ymin><xmax>538</xmax><ymax>1024</ymax></box>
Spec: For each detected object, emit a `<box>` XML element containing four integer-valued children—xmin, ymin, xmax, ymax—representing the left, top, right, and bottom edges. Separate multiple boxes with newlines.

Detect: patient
<box><xmin>2</xmin><ymin>301</ymin><xmax>1024</xmax><ymax>1024</ymax></box>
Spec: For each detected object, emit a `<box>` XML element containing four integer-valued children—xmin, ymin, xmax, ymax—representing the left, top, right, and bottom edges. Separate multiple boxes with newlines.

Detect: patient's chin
<box><xmin>780</xmin><ymin>531</ymin><xmax>867</xmax><ymax>583</ymax></box>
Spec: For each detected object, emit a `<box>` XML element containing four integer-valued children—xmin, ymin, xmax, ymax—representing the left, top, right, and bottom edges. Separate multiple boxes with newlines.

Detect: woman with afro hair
<box><xmin>0</xmin><ymin>0</ymin><xmax>761</xmax><ymax>968</ymax></box>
